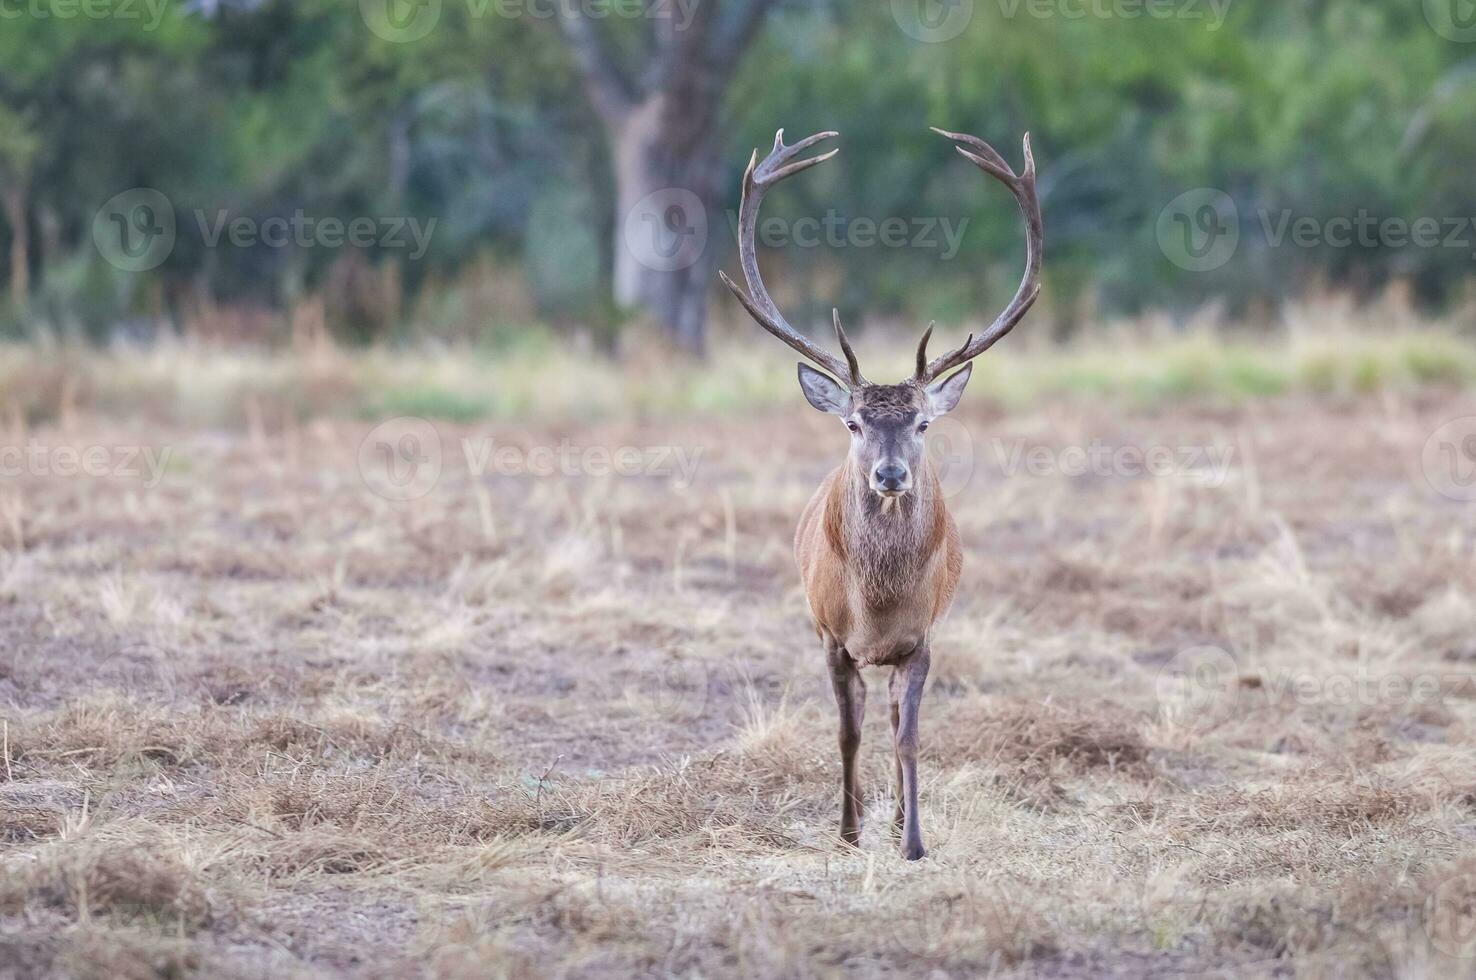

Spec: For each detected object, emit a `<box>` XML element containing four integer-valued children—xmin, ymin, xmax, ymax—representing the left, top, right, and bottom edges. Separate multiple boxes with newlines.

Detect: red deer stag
<box><xmin>719</xmin><ymin>127</ymin><xmax>1042</xmax><ymax>860</ymax></box>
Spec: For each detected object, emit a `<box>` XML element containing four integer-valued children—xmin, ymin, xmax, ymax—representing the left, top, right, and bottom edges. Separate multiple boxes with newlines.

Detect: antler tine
<box><xmin>833</xmin><ymin>309</ymin><xmax>861</xmax><ymax>386</ymax></box>
<box><xmin>912</xmin><ymin>322</ymin><xmax>934</xmax><ymax>382</ymax></box>
<box><xmin>764</xmin><ymin>128</ymin><xmax>841</xmax><ymax>181</ymax></box>
<box><xmin>919</xmin><ymin>129</ymin><xmax>1044</xmax><ymax>384</ymax></box>
<box><xmin>929</xmin><ymin>127</ymin><xmax>1011</xmax><ymax>180</ymax></box>
<box><xmin>722</xmin><ymin>129</ymin><xmax>867</xmax><ymax>386</ymax></box>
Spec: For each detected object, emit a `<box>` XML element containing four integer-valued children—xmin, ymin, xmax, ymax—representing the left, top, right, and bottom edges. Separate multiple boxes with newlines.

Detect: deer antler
<box><xmin>719</xmin><ymin>129</ymin><xmax>867</xmax><ymax>387</ymax></box>
<box><xmin>914</xmin><ymin>129</ymin><xmax>1043</xmax><ymax>385</ymax></box>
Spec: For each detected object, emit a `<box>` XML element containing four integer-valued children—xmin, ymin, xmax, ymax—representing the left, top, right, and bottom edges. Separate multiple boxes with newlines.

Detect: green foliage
<box><xmin>371</xmin><ymin>385</ymin><xmax>491</xmax><ymax>424</ymax></box>
<box><xmin>0</xmin><ymin>105</ymin><xmax>41</xmax><ymax>180</ymax></box>
<box><xmin>737</xmin><ymin>1</ymin><xmax>1476</xmax><ymax>329</ymax></box>
<box><xmin>1</xmin><ymin>0</ymin><xmax>1474</xmax><ymax>342</ymax></box>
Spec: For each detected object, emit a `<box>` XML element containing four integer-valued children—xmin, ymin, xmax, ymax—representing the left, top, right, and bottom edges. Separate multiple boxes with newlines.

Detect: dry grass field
<box><xmin>2</xmin><ymin>317</ymin><xmax>1476</xmax><ymax>978</ymax></box>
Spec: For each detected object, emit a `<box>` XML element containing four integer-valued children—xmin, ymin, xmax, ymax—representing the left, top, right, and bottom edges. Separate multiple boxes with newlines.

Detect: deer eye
<box><xmin>918</xmin><ymin>420</ymin><xmax>930</xmax><ymax>433</ymax></box>
<box><xmin>845</xmin><ymin>420</ymin><xmax>860</xmax><ymax>433</ymax></box>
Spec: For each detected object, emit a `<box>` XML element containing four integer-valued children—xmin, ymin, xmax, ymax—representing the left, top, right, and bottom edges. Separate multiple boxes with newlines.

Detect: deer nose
<box><xmin>874</xmin><ymin>463</ymin><xmax>909</xmax><ymax>491</ymax></box>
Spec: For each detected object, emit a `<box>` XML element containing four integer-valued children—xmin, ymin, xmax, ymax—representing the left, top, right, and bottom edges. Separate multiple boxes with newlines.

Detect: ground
<box><xmin>2</xmin><ymin>338</ymin><xmax>1476</xmax><ymax>978</ymax></box>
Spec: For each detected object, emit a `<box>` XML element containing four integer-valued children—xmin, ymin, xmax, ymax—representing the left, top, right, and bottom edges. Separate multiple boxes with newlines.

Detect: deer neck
<box><xmin>836</xmin><ymin>458</ymin><xmax>943</xmax><ymax>608</ymax></box>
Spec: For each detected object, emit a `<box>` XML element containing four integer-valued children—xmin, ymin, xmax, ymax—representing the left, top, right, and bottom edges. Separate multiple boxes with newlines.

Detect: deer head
<box><xmin>795</xmin><ymin>349</ymin><xmax>972</xmax><ymax>498</ymax></box>
<box><xmin>719</xmin><ymin>127</ymin><xmax>1043</xmax><ymax>499</ymax></box>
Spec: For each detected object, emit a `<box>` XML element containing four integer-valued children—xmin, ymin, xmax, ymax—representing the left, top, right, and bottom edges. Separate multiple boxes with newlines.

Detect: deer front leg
<box><xmin>826</xmin><ymin>637</ymin><xmax>865</xmax><ymax>847</ymax></box>
<box><xmin>889</xmin><ymin>696</ymin><xmax>903</xmax><ymax>837</ymax></box>
<box><xmin>891</xmin><ymin>645</ymin><xmax>931</xmax><ymax>860</ymax></box>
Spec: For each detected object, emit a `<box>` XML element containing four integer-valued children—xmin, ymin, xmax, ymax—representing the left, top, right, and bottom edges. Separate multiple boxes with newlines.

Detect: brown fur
<box><xmin>796</xmin><ymin>450</ymin><xmax>962</xmax><ymax>666</ymax></box>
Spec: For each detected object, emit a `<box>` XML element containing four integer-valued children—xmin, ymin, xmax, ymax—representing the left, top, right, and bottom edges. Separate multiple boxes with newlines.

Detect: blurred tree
<box><xmin>557</xmin><ymin>0</ymin><xmax>787</xmax><ymax>355</ymax></box>
<box><xmin>1</xmin><ymin>0</ymin><xmax>1473</xmax><ymax>342</ymax></box>
<box><xmin>0</xmin><ymin>10</ymin><xmax>214</xmax><ymax>337</ymax></box>
<box><xmin>0</xmin><ymin>106</ymin><xmax>40</xmax><ymax>311</ymax></box>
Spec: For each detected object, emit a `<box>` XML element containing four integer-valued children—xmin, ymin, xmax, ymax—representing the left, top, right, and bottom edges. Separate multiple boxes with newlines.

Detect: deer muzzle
<box><xmin>871</xmin><ymin>462</ymin><xmax>911</xmax><ymax>497</ymax></box>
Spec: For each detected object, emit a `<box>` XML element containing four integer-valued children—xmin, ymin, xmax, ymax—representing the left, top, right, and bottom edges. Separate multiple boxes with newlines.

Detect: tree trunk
<box><xmin>38</xmin><ymin>204</ymin><xmax>60</xmax><ymax>277</ymax></box>
<box><xmin>558</xmin><ymin>0</ymin><xmax>776</xmax><ymax>358</ymax></box>
<box><xmin>610</xmin><ymin>98</ymin><xmax>720</xmax><ymax>356</ymax></box>
<box><xmin>3</xmin><ymin>185</ymin><xmax>28</xmax><ymax>311</ymax></box>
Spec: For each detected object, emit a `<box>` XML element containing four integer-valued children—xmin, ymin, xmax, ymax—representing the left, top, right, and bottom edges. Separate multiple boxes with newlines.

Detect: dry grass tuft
<box><xmin>0</xmin><ymin>844</ymin><xmax>216</xmax><ymax>930</ymax></box>
<box><xmin>931</xmin><ymin>697</ymin><xmax>1154</xmax><ymax>808</ymax></box>
<box><xmin>55</xmin><ymin>932</ymin><xmax>206</xmax><ymax>980</ymax></box>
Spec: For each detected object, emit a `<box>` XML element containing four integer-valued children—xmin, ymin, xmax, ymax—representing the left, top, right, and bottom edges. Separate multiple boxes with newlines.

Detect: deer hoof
<box><xmin>901</xmin><ymin>841</ymin><xmax>926</xmax><ymax>861</ymax></box>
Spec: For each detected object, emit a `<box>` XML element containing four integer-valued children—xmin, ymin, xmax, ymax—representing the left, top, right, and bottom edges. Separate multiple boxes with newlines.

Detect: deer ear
<box><xmin>926</xmin><ymin>363</ymin><xmax>972</xmax><ymax>415</ymax></box>
<box><xmin>797</xmin><ymin>363</ymin><xmax>849</xmax><ymax>415</ymax></box>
